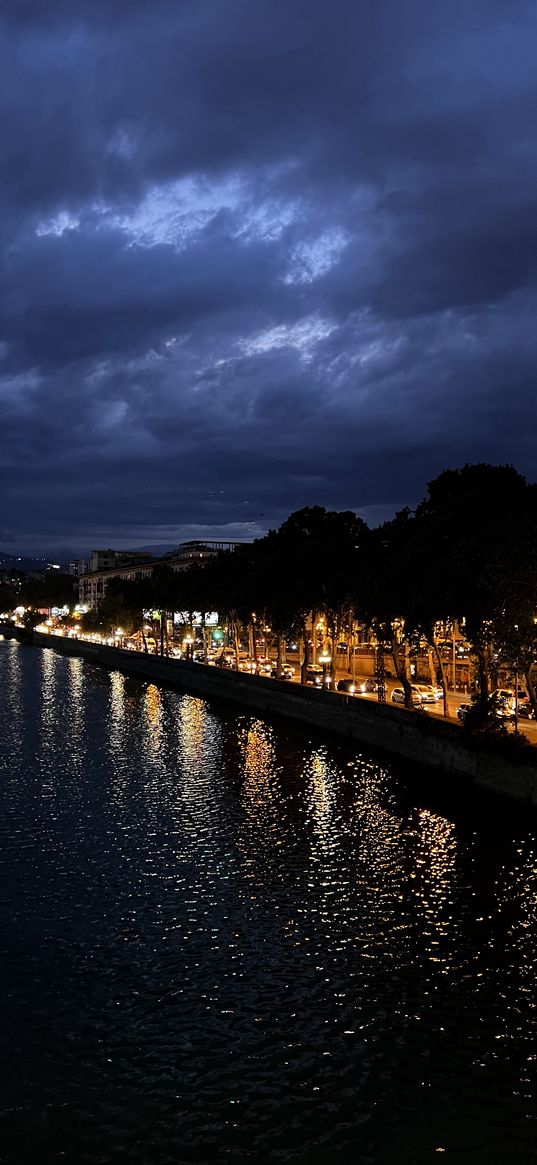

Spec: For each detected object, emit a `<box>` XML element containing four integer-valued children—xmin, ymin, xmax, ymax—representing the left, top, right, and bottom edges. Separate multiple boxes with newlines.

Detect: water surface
<box><xmin>0</xmin><ymin>640</ymin><xmax>535</xmax><ymax>1163</ymax></box>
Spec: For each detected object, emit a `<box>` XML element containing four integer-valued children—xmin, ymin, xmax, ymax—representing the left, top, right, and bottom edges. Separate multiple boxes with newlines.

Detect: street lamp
<box><xmin>184</xmin><ymin>632</ymin><xmax>194</xmax><ymax>661</ymax></box>
<box><xmin>115</xmin><ymin>627</ymin><xmax>124</xmax><ymax>648</ymax></box>
<box><xmin>514</xmin><ymin>624</ymin><xmax>519</xmax><ymax>735</ymax></box>
<box><xmin>319</xmin><ymin>651</ymin><xmax>332</xmax><ymax>687</ymax></box>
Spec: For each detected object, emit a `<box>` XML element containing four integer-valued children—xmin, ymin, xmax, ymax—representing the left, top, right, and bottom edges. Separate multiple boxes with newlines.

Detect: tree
<box><xmin>105</xmin><ymin>575</ymin><xmax>160</xmax><ymax>652</ymax></box>
<box><xmin>359</xmin><ymin>511</ymin><xmax>417</xmax><ymax>707</ymax></box>
<box><xmin>413</xmin><ymin>463</ymin><xmax>533</xmax><ymax>721</ymax></box>
<box><xmin>19</xmin><ymin>573</ymin><xmax>76</xmax><ymax>611</ymax></box>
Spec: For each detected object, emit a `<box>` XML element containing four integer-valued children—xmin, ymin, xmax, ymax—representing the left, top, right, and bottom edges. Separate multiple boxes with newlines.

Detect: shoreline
<box><xmin>3</xmin><ymin>624</ymin><xmax>537</xmax><ymax>808</ymax></box>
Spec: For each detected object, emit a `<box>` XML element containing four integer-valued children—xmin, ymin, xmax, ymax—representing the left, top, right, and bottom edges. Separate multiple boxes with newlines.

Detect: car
<box><xmin>270</xmin><ymin>664</ymin><xmax>295</xmax><ymax>680</ymax></box>
<box><xmin>391</xmin><ymin>685</ymin><xmax>424</xmax><ymax>705</ymax></box>
<box><xmin>336</xmin><ymin>679</ymin><xmax>356</xmax><ymax>694</ymax></box>
<box><xmin>516</xmin><ymin>701</ymin><xmax>535</xmax><ymax>720</ymax></box>
<box><xmin>256</xmin><ymin>660</ymin><xmax>273</xmax><ymax>676</ymax></box>
<box><xmin>412</xmin><ymin>684</ymin><xmax>441</xmax><ymax>704</ymax></box>
<box><xmin>491</xmin><ymin>689</ymin><xmax>516</xmax><ymax>712</ymax></box>
<box><xmin>356</xmin><ymin>677</ymin><xmax>376</xmax><ymax>693</ymax></box>
<box><xmin>457</xmin><ymin>696</ymin><xmax>516</xmax><ymax>723</ymax></box>
<box><xmin>306</xmin><ymin>665</ymin><xmax>324</xmax><ymax>686</ymax></box>
<box><xmin>336</xmin><ymin>642</ymin><xmax>348</xmax><ymax>653</ymax></box>
<box><xmin>423</xmin><ymin>683</ymin><xmax>443</xmax><ymax>701</ymax></box>
<box><xmin>507</xmin><ymin>691</ymin><xmax>531</xmax><ymax>710</ymax></box>
<box><xmin>490</xmin><ymin>691</ymin><xmax>515</xmax><ymax>717</ymax></box>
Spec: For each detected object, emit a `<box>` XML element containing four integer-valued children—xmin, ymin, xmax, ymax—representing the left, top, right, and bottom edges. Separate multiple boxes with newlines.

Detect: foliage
<box><xmin>19</xmin><ymin>573</ymin><xmax>76</xmax><ymax>610</ymax></box>
<box><xmin>460</xmin><ymin>693</ymin><xmax>511</xmax><ymax>738</ymax></box>
<box><xmin>9</xmin><ymin>462</ymin><xmax>537</xmax><ymax>710</ymax></box>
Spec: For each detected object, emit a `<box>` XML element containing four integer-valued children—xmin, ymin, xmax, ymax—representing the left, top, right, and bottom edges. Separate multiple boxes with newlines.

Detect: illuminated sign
<box><xmin>173</xmin><ymin>611</ymin><xmax>219</xmax><ymax>626</ymax></box>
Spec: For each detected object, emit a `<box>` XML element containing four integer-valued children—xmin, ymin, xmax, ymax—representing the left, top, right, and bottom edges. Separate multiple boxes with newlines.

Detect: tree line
<box><xmin>5</xmin><ymin>464</ymin><xmax>536</xmax><ymax>722</ymax></box>
<box><xmin>72</xmin><ymin>463</ymin><xmax>537</xmax><ymax>721</ymax></box>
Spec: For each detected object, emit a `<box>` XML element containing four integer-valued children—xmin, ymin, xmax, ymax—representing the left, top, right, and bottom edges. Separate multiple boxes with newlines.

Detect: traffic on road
<box><xmin>9</xmin><ymin>611</ymin><xmax>537</xmax><ymax>741</ymax></box>
<box><xmin>179</xmin><ymin>642</ymin><xmax>537</xmax><ymax>739</ymax></box>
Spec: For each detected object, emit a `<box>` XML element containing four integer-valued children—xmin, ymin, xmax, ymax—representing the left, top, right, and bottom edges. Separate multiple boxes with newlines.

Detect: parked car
<box><xmin>306</xmin><ymin>665</ymin><xmax>324</xmax><ymax>687</ymax></box>
<box><xmin>358</xmin><ymin>677</ymin><xmax>377</xmax><ymax>693</ymax></box>
<box><xmin>391</xmin><ymin>685</ymin><xmax>424</xmax><ymax>705</ymax></box>
<box><xmin>514</xmin><ymin>700</ymin><xmax>534</xmax><ymax>720</ymax></box>
<box><xmin>336</xmin><ymin>679</ymin><xmax>356</xmax><ymax>694</ymax></box>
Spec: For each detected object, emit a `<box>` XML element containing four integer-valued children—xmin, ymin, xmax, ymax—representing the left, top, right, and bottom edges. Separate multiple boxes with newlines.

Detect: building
<box><xmin>160</xmin><ymin>540</ymin><xmax>244</xmax><ymax>567</ymax></box>
<box><xmin>79</xmin><ymin>540</ymin><xmax>245</xmax><ymax>609</ymax></box>
<box><xmin>69</xmin><ymin>559</ymin><xmax>89</xmax><ymax>578</ymax></box>
<box><xmin>88</xmin><ymin>549</ymin><xmax>150</xmax><ymax>573</ymax></box>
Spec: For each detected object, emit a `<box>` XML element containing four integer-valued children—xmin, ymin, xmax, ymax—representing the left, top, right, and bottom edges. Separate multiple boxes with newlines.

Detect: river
<box><xmin>0</xmin><ymin>639</ymin><xmax>535</xmax><ymax>1163</ymax></box>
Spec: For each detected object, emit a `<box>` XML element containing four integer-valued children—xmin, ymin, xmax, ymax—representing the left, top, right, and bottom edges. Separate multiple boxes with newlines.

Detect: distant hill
<box><xmin>129</xmin><ymin>544</ymin><xmax>177</xmax><ymax>556</ymax></box>
<box><xmin>0</xmin><ymin>550</ymin><xmax>69</xmax><ymax>573</ymax></box>
<box><xmin>0</xmin><ymin>546</ymin><xmax>179</xmax><ymax>573</ymax></box>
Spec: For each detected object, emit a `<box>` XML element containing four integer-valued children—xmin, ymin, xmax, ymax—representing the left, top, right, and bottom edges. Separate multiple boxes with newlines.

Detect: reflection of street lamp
<box><xmin>319</xmin><ymin>651</ymin><xmax>332</xmax><ymax>687</ymax></box>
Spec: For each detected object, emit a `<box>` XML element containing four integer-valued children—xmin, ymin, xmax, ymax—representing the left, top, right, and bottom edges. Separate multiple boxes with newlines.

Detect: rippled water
<box><xmin>0</xmin><ymin>640</ymin><xmax>536</xmax><ymax>1164</ymax></box>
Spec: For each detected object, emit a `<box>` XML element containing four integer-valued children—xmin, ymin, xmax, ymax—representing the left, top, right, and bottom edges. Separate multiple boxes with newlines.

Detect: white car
<box><xmin>490</xmin><ymin>689</ymin><xmax>516</xmax><ymax>716</ymax></box>
<box><xmin>391</xmin><ymin>685</ymin><xmax>424</xmax><ymax>705</ymax></box>
<box><xmin>412</xmin><ymin>684</ymin><xmax>440</xmax><ymax>704</ymax></box>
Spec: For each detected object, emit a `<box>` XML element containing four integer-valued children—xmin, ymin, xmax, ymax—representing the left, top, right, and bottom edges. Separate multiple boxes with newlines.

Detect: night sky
<box><xmin>3</xmin><ymin>0</ymin><xmax>537</xmax><ymax>556</ymax></box>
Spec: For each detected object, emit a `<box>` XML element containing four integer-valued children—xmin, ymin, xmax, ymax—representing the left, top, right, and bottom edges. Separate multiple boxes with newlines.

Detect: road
<box><xmin>60</xmin><ymin>629</ymin><xmax>537</xmax><ymax>743</ymax></box>
<box><xmin>281</xmin><ymin>656</ymin><xmax>537</xmax><ymax>741</ymax></box>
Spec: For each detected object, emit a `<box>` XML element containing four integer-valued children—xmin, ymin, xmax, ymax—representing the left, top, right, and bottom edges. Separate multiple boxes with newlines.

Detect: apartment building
<box><xmin>79</xmin><ymin>541</ymin><xmax>244</xmax><ymax>609</ymax></box>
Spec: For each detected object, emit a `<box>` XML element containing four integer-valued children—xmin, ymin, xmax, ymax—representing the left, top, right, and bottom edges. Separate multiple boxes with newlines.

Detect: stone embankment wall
<box><xmin>5</xmin><ymin>627</ymin><xmax>537</xmax><ymax>806</ymax></box>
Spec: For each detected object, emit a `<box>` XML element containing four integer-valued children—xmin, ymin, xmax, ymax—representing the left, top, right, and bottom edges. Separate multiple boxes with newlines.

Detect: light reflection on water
<box><xmin>0</xmin><ymin>641</ymin><xmax>535</xmax><ymax>1165</ymax></box>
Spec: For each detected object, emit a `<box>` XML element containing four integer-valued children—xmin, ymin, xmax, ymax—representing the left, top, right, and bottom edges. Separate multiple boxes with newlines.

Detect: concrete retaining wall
<box><xmin>5</xmin><ymin>627</ymin><xmax>537</xmax><ymax>806</ymax></box>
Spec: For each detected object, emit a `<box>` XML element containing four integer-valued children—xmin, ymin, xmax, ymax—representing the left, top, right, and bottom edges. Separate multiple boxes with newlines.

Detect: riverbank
<box><xmin>3</xmin><ymin>624</ymin><xmax>537</xmax><ymax>806</ymax></box>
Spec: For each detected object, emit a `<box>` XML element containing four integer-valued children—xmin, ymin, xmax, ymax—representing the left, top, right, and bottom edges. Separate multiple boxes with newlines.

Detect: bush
<box><xmin>460</xmin><ymin>694</ymin><xmax>537</xmax><ymax>763</ymax></box>
<box><xmin>461</xmin><ymin>693</ymin><xmax>510</xmax><ymax>738</ymax></box>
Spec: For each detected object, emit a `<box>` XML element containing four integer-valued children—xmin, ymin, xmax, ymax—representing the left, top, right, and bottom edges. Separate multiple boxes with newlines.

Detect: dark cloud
<box><xmin>1</xmin><ymin>0</ymin><xmax>537</xmax><ymax>553</ymax></box>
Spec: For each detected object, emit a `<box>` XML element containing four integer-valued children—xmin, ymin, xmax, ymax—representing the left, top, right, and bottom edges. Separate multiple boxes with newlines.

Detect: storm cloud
<box><xmin>2</xmin><ymin>0</ymin><xmax>537</xmax><ymax>554</ymax></box>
